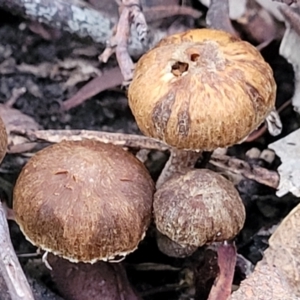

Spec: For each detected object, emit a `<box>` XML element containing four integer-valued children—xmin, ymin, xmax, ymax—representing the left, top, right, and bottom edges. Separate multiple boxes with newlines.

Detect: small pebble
<box><xmin>246</xmin><ymin>147</ymin><xmax>261</xmax><ymax>159</ymax></box>
<box><xmin>259</xmin><ymin>149</ymin><xmax>275</xmax><ymax>164</ymax></box>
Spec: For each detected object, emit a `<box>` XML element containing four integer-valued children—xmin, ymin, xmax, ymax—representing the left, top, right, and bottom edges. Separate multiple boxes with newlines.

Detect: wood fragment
<box><xmin>23</xmin><ymin>129</ymin><xmax>170</xmax><ymax>151</ymax></box>
<box><xmin>206</xmin><ymin>0</ymin><xmax>237</xmax><ymax>35</ymax></box>
<box><xmin>100</xmin><ymin>0</ymin><xmax>147</xmax><ymax>82</ymax></box>
<box><xmin>0</xmin><ymin>0</ymin><xmax>115</xmax><ymax>44</ymax></box>
<box><xmin>61</xmin><ymin>67</ymin><xmax>123</xmax><ymax>111</ymax></box>
<box><xmin>280</xmin><ymin>4</ymin><xmax>300</xmax><ymax>37</ymax></box>
<box><xmin>273</xmin><ymin>0</ymin><xmax>299</xmax><ymax>5</ymax></box>
<box><xmin>208</xmin><ymin>154</ymin><xmax>280</xmax><ymax>189</ymax></box>
<box><xmin>18</xmin><ymin>129</ymin><xmax>280</xmax><ymax>189</ymax></box>
<box><xmin>143</xmin><ymin>5</ymin><xmax>202</xmax><ymax>22</ymax></box>
<box><xmin>0</xmin><ymin>202</ymin><xmax>34</xmax><ymax>300</ymax></box>
<box><xmin>113</xmin><ymin>5</ymin><xmax>135</xmax><ymax>82</ymax></box>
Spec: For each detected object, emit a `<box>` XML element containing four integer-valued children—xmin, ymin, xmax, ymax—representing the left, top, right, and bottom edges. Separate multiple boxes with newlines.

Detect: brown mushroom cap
<box><xmin>13</xmin><ymin>140</ymin><xmax>154</xmax><ymax>263</ymax></box>
<box><xmin>153</xmin><ymin>169</ymin><xmax>245</xmax><ymax>248</ymax></box>
<box><xmin>128</xmin><ymin>29</ymin><xmax>276</xmax><ymax>150</ymax></box>
<box><xmin>0</xmin><ymin>115</ymin><xmax>7</xmax><ymax>164</ymax></box>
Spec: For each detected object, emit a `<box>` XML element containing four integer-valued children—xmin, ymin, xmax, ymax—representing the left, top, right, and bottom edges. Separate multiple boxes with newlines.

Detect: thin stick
<box><xmin>0</xmin><ymin>202</ymin><xmax>34</xmax><ymax>300</ymax></box>
<box><xmin>20</xmin><ymin>129</ymin><xmax>280</xmax><ymax>189</ymax></box>
<box><xmin>24</xmin><ymin>129</ymin><xmax>170</xmax><ymax>151</ymax></box>
<box><xmin>0</xmin><ymin>0</ymin><xmax>115</xmax><ymax>44</ymax></box>
<box><xmin>206</xmin><ymin>0</ymin><xmax>236</xmax><ymax>35</ymax></box>
<box><xmin>209</xmin><ymin>154</ymin><xmax>280</xmax><ymax>189</ymax></box>
<box><xmin>61</xmin><ymin>67</ymin><xmax>123</xmax><ymax>111</ymax></box>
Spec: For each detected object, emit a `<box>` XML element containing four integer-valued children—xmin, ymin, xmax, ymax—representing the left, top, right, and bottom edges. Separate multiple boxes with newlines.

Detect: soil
<box><xmin>0</xmin><ymin>4</ymin><xmax>300</xmax><ymax>300</ymax></box>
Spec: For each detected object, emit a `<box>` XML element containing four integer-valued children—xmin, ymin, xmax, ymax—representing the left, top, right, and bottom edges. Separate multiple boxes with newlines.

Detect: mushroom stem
<box><xmin>208</xmin><ymin>241</ymin><xmax>237</xmax><ymax>300</ymax></box>
<box><xmin>156</xmin><ymin>148</ymin><xmax>202</xmax><ymax>188</ymax></box>
<box><xmin>0</xmin><ymin>202</ymin><xmax>34</xmax><ymax>300</ymax></box>
<box><xmin>48</xmin><ymin>255</ymin><xmax>141</xmax><ymax>300</ymax></box>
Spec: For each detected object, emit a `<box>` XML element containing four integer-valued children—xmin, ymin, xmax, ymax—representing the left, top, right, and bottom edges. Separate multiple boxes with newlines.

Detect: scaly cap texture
<box><xmin>154</xmin><ymin>169</ymin><xmax>245</xmax><ymax>247</ymax></box>
<box><xmin>128</xmin><ymin>29</ymin><xmax>276</xmax><ymax>150</ymax></box>
<box><xmin>13</xmin><ymin>140</ymin><xmax>154</xmax><ymax>263</ymax></box>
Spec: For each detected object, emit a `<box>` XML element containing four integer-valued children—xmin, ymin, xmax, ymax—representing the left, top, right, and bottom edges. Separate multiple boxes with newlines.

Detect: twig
<box><xmin>0</xmin><ymin>0</ymin><xmax>115</xmax><ymax>44</ymax></box>
<box><xmin>273</xmin><ymin>0</ymin><xmax>299</xmax><ymax>5</ymax></box>
<box><xmin>0</xmin><ymin>202</ymin><xmax>34</xmax><ymax>300</ymax></box>
<box><xmin>209</xmin><ymin>154</ymin><xmax>280</xmax><ymax>189</ymax></box>
<box><xmin>61</xmin><ymin>67</ymin><xmax>123</xmax><ymax>111</ymax></box>
<box><xmin>206</xmin><ymin>0</ymin><xmax>237</xmax><ymax>35</ymax></box>
<box><xmin>280</xmin><ymin>3</ymin><xmax>300</xmax><ymax>36</ymax></box>
<box><xmin>99</xmin><ymin>0</ymin><xmax>147</xmax><ymax>83</ymax></box>
<box><xmin>143</xmin><ymin>5</ymin><xmax>201</xmax><ymax>22</ymax></box>
<box><xmin>19</xmin><ymin>129</ymin><xmax>280</xmax><ymax>189</ymax></box>
<box><xmin>208</xmin><ymin>241</ymin><xmax>236</xmax><ymax>300</ymax></box>
<box><xmin>5</xmin><ymin>87</ymin><xmax>27</xmax><ymax>108</ymax></box>
<box><xmin>245</xmin><ymin>99</ymin><xmax>292</xmax><ymax>142</ymax></box>
<box><xmin>24</xmin><ymin>129</ymin><xmax>170</xmax><ymax>151</ymax></box>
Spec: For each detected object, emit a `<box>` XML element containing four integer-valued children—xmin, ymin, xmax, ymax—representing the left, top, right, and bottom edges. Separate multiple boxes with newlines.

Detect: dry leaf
<box><xmin>255</xmin><ymin>0</ymin><xmax>286</xmax><ymax>21</ymax></box>
<box><xmin>230</xmin><ymin>203</ymin><xmax>300</xmax><ymax>300</ymax></box>
<box><xmin>0</xmin><ymin>104</ymin><xmax>40</xmax><ymax>153</ymax></box>
<box><xmin>198</xmin><ymin>0</ymin><xmax>247</xmax><ymax>20</ymax></box>
<box><xmin>56</xmin><ymin>59</ymin><xmax>101</xmax><ymax>89</ymax></box>
<box><xmin>268</xmin><ymin>128</ymin><xmax>300</xmax><ymax>197</ymax></box>
<box><xmin>266</xmin><ymin>203</ymin><xmax>300</xmax><ymax>296</ymax></box>
<box><xmin>17</xmin><ymin>59</ymin><xmax>101</xmax><ymax>90</ymax></box>
<box><xmin>279</xmin><ymin>8</ymin><xmax>300</xmax><ymax>114</ymax></box>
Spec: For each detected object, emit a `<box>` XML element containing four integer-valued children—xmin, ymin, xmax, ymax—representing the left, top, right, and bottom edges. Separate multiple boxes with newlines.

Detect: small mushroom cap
<box><xmin>153</xmin><ymin>169</ymin><xmax>245</xmax><ymax>248</ymax></box>
<box><xmin>0</xmin><ymin>116</ymin><xmax>7</xmax><ymax>163</ymax></box>
<box><xmin>128</xmin><ymin>29</ymin><xmax>276</xmax><ymax>150</ymax></box>
<box><xmin>13</xmin><ymin>140</ymin><xmax>154</xmax><ymax>263</ymax></box>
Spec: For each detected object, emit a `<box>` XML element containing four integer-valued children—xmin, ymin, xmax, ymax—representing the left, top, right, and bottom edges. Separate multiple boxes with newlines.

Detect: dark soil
<box><xmin>0</xmin><ymin>5</ymin><xmax>300</xmax><ymax>300</ymax></box>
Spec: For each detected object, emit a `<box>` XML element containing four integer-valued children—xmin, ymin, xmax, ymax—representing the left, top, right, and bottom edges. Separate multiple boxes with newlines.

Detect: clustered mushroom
<box><xmin>10</xmin><ymin>27</ymin><xmax>279</xmax><ymax>299</ymax></box>
<box><xmin>13</xmin><ymin>139</ymin><xmax>154</xmax><ymax>263</ymax></box>
<box><xmin>127</xmin><ymin>28</ymin><xmax>278</xmax><ymax>298</ymax></box>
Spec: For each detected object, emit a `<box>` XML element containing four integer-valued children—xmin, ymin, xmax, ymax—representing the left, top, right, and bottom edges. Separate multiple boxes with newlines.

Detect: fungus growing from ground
<box><xmin>154</xmin><ymin>168</ymin><xmax>245</xmax><ymax>255</ymax></box>
<box><xmin>153</xmin><ymin>168</ymin><xmax>245</xmax><ymax>299</ymax></box>
<box><xmin>13</xmin><ymin>140</ymin><xmax>154</xmax><ymax>263</ymax></box>
<box><xmin>128</xmin><ymin>28</ymin><xmax>278</xmax><ymax>186</ymax></box>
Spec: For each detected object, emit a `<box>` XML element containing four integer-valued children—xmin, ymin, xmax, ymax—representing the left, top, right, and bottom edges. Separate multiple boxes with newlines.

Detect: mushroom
<box><xmin>0</xmin><ymin>115</ymin><xmax>7</xmax><ymax>164</ymax></box>
<box><xmin>13</xmin><ymin>139</ymin><xmax>154</xmax><ymax>263</ymax></box>
<box><xmin>128</xmin><ymin>28</ymin><xmax>277</xmax><ymax>186</ymax></box>
<box><xmin>153</xmin><ymin>168</ymin><xmax>245</xmax><ymax>299</ymax></box>
<box><xmin>154</xmin><ymin>168</ymin><xmax>245</xmax><ymax>255</ymax></box>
